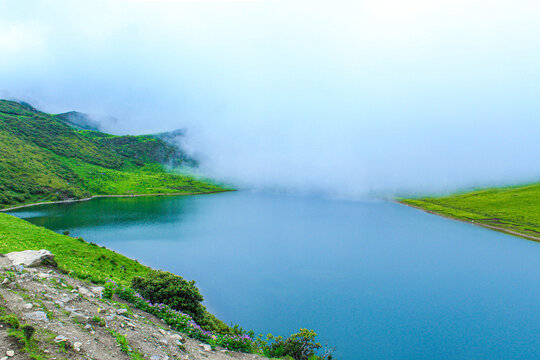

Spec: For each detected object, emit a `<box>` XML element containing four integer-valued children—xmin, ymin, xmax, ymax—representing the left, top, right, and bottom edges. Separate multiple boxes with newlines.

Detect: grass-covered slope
<box><xmin>0</xmin><ymin>213</ymin><xmax>149</xmax><ymax>284</ymax></box>
<box><xmin>400</xmin><ymin>183</ymin><xmax>540</xmax><ymax>240</ymax></box>
<box><xmin>0</xmin><ymin>100</ymin><xmax>224</xmax><ymax>209</ymax></box>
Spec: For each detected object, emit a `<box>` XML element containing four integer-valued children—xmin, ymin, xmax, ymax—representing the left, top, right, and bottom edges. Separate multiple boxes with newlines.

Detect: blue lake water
<box><xmin>9</xmin><ymin>191</ymin><xmax>540</xmax><ymax>359</ymax></box>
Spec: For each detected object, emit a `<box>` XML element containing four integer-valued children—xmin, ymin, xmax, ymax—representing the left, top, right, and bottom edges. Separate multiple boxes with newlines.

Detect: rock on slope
<box><xmin>0</xmin><ymin>251</ymin><xmax>264</xmax><ymax>360</ymax></box>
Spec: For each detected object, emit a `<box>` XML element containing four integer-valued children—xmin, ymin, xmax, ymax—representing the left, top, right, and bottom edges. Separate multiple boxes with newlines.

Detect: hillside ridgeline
<box><xmin>0</xmin><ymin>100</ymin><xmax>223</xmax><ymax>209</ymax></box>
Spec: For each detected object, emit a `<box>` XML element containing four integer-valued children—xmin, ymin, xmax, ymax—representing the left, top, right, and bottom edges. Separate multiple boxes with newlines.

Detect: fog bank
<box><xmin>2</xmin><ymin>0</ymin><xmax>540</xmax><ymax>197</ymax></box>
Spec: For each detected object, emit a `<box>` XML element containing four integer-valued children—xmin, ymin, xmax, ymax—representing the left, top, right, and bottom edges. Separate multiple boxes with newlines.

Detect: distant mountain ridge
<box><xmin>56</xmin><ymin>111</ymin><xmax>102</xmax><ymax>131</ymax></box>
<box><xmin>0</xmin><ymin>100</ymin><xmax>223</xmax><ymax>208</ymax></box>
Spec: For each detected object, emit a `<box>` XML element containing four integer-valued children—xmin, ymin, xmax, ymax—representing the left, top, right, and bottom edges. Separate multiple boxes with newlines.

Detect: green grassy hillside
<box><xmin>400</xmin><ymin>183</ymin><xmax>540</xmax><ymax>240</ymax></box>
<box><xmin>0</xmin><ymin>212</ymin><xmax>148</xmax><ymax>284</ymax></box>
<box><xmin>0</xmin><ymin>100</ymin><xmax>224</xmax><ymax>209</ymax></box>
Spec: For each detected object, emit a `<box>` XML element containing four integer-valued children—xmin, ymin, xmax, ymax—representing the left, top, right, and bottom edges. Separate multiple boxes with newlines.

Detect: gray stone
<box><xmin>70</xmin><ymin>312</ymin><xmax>90</xmax><ymax>323</ymax></box>
<box><xmin>91</xmin><ymin>286</ymin><xmax>104</xmax><ymax>297</ymax></box>
<box><xmin>23</xmin><ymin>303</ymin><xmax>33</xmax><ymax>310</ymax></box>
<box><xmin>5</xmin><ymin>250</ymin><xmax>55</xmax><ymax>267</ymax></box>
<box><xmin>116</xmin><ymin>308</ymin><xmax>128</xmax><ymax>315</ymax></box>
<box><xmin>77</xmin><ymin>286</ymin><xmax>94</xmax><ymax>298</ymax></box>
<box><xmin>200</xmin><ymin>344</ymin><xmax>211</xmax><ymax>351</ymax></box>
<box><xmin>24</xmin><ymin>311</ymin><xmax>48</xmax><ymax>322</ymax></box>
<box><xmin>159</xmin><ymin>338</ymin><xmax>168</xmax><ymax>345</ymax></box>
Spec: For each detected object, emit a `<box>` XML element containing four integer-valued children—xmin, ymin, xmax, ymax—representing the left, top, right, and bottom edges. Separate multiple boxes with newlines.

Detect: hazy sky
<box><xmin>1</xmin><ymin>0</ymin><xmax>540</xmax><ymax>197</ymax></box>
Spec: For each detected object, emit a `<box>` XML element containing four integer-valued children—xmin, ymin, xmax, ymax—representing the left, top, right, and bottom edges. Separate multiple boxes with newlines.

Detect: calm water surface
<box><xmin>9</xmin><ymin>191</ymin><xmax>540</xmax><ymax>359</ymax></box>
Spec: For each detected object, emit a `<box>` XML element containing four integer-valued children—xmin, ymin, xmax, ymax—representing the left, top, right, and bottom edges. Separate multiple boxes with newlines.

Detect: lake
<box><xmin>8</xmin><ymin>191</ymin><xmax>540</xmax><ymax>359</ymax></box>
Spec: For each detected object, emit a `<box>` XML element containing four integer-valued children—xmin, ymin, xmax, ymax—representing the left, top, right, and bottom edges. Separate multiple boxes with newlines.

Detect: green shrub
<box><xmin>260</xmin><ymin>329</ymin><xmax>333</xmax><ymax>360</ymax></box>
<box><xmin>132</xmin><ymin>270</ymin><xmax>205</xmax><ymax>325</ymax></box>
<box><xmin>92</xmin><ymin>316</ymin><xmax>106</xmax><ymax>327</ymax></box>
<box><xmin>21</xmin><ymin>324</ymin><xmax>35</xmax><ymax>339</ymax></box>
<box><xmin>103</xmin><ymin>281</ymin><xmax>116</xmax><ymax>299</ymax></box>
<box><xmin>0</xmin><ymin>314</ymin><xmax>19</xmax><ymax>329</ymax></box>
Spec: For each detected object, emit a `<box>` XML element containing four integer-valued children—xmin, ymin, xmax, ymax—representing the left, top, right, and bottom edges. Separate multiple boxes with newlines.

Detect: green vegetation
<box><xmin>0</xmin><ymin>213</ymin><xmax>149</xmax><ymax>285</ymax></box>
<box><xmin>400</xmin><ymin>182</ymin><xmax>540</xmax><ymax>240</ymax></box>
<box><xmin>133</xmin><ymin>270</ymin><xmax>220</xmax><ymax>331</ymax></box>
<box><xmin>256</xmin><ymin>329</ymin><xmax>334</xmax><ymax>360</ymax></box>
<box><xmin>0</xmin><ymin>306</ymin><xmax>48</xmax><ymax>360</ymax></box>
<box><xmin>92</xmin><ymin>315</ymin><xmax>106</xmax><ymax>327</ymax></box>
<box><xmin>0</xmin><ymin>100</ymin><xmax>225</xmax><ymax>209</ymax></box>
<box><xmin>107</xmin><ymin>328</ymin><xmax>145</xmax><ymax>360</ymax></box>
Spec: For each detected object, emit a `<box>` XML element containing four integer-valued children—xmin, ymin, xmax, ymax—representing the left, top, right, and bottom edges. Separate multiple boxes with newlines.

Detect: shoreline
<box><xmin>0</xmin><ymin>189</ymin><xmax>233</xmax><ymax>212</ymax></box>
<box><xmin>397</xmin><ymin>200</ymin><xmax>540</xmax><ymax>243</ymax></box>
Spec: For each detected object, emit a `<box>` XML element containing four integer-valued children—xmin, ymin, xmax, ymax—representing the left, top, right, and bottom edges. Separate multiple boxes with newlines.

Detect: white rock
<box><xmin>24</xmin><ymin>311</ymin><xmax>48</xmax><ymax>322</ymax></box>
<box><xmin>1</xmin><ymin>356</ymin><xmax>7</xmax><ymax>360</ymax></box>
<box><xmin>159</xmin><ymin>338</ymin><xmax>168</xmax><ymax>345</ymax></box>
<box><xmin>91</xmin><ymin>286</ymin><xmax>104</xmax><ymax>297</ymax></box>
<box><xmin>116</xmin><ymin>308</ymin><xmax>128</xmax><ymax>315</ymax></box>
<box><xmin>77</xmin><ymin>287</ymin><xmax>94</xmax><ymax>298</ymax></box>
<box><xmin>23</xmin><ymin>303</ymin><xmax>33</xmax><ymax>310</ymax></box>
<box><xmin>73</xmin><ymin>341</ymin><xmax>82</xmax><ymax>352</ymax></box>
<box><xmin>1</xmin><ymin>278</ymin><xmax>8</xmax><ymax>285</ymax></box>
<box><xmin>5</xmin><ymin>250</ymin><xmax>55</xmax><ymax>267</ymax></box>
<box><xmin>159</xmin><ymin>329</ymin><xmax>166</xmax><ymax>335</ymax></box>
<box><xmin>36</xmin><ymin>273</ymin><xmax>50</xmax><ymax>279</ymax></box>
<box><xmin>200</xmin><ymin>344</ymin><xmax>211</xmax><ymax>351</ymax></box>
<box><xmin>6</xmin><ymin>350</ymin><xmax>14</xmax><ymax>357</ymax></box>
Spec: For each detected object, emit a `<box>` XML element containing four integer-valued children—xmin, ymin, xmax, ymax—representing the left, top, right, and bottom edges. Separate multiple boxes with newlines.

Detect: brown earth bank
<box><xmin>0</xmin><ymin>253</ymin><xmax>264</xmax><ymax>360</ymax></box>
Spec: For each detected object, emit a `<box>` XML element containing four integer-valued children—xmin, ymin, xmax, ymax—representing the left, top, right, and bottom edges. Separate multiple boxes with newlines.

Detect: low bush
<box><xmin>132</xmin><ymin>270</ymin><xmax>205</xmax><ymax>326</ymax></box>
<box><xmin>258</xmin><ymin>329</ymin><xmax>334</xmax><ymax>360</ymax></box>
<box><xmin>0</xmin><ymin>314</ymin><xmax>20</xmax><ymax>329</ymax></box>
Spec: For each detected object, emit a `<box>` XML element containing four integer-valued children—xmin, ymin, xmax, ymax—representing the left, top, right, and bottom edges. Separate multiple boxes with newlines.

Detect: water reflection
<box><xmin>10</xmin><ymin>196</ymin><xmax>198</xmax><ymax>231</ymax></box>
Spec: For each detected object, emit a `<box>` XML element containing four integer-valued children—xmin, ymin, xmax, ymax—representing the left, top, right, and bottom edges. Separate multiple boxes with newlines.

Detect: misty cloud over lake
<box><xmin>1</xmin><ymin>0</ymin><xmax>540</xmax><ymax>197</ymax></box>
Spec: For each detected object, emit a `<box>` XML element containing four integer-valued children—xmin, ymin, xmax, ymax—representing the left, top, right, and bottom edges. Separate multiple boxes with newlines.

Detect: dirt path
<box><xmin>0</xmin><ymin>260</ymin><xmax>263</xmax><ymax>360</ymax></box>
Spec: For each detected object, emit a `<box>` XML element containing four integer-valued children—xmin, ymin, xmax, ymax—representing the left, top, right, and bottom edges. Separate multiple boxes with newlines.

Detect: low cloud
<box><xmin>1</xmin><ymin>0</ymin><xmax>540</xmax><ymax>198</ymax></box>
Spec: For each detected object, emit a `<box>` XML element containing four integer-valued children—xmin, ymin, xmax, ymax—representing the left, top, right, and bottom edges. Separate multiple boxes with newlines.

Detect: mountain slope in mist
<box><xmin>56</xmin><ymin>111</ymin><xmax>102</xmax><ymax>131</ymax></box>
<box><xmin>0</xmin><ymin>100</ymin><xmax>223</xmax><ymax>208</ymax></box>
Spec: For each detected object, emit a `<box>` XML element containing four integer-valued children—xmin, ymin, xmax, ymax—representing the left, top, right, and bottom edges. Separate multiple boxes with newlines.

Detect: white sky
<box><xmin>1</xmin><ymin>0</ymin><xmax>540</xmax><ymax>197</ymax></box>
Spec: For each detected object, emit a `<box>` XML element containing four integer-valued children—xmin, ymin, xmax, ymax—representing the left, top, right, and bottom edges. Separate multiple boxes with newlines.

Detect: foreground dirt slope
<box><xmin>0</xmin><ymin>255</ymin><xmax>264</xmax><ymax>360</ymax></box>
